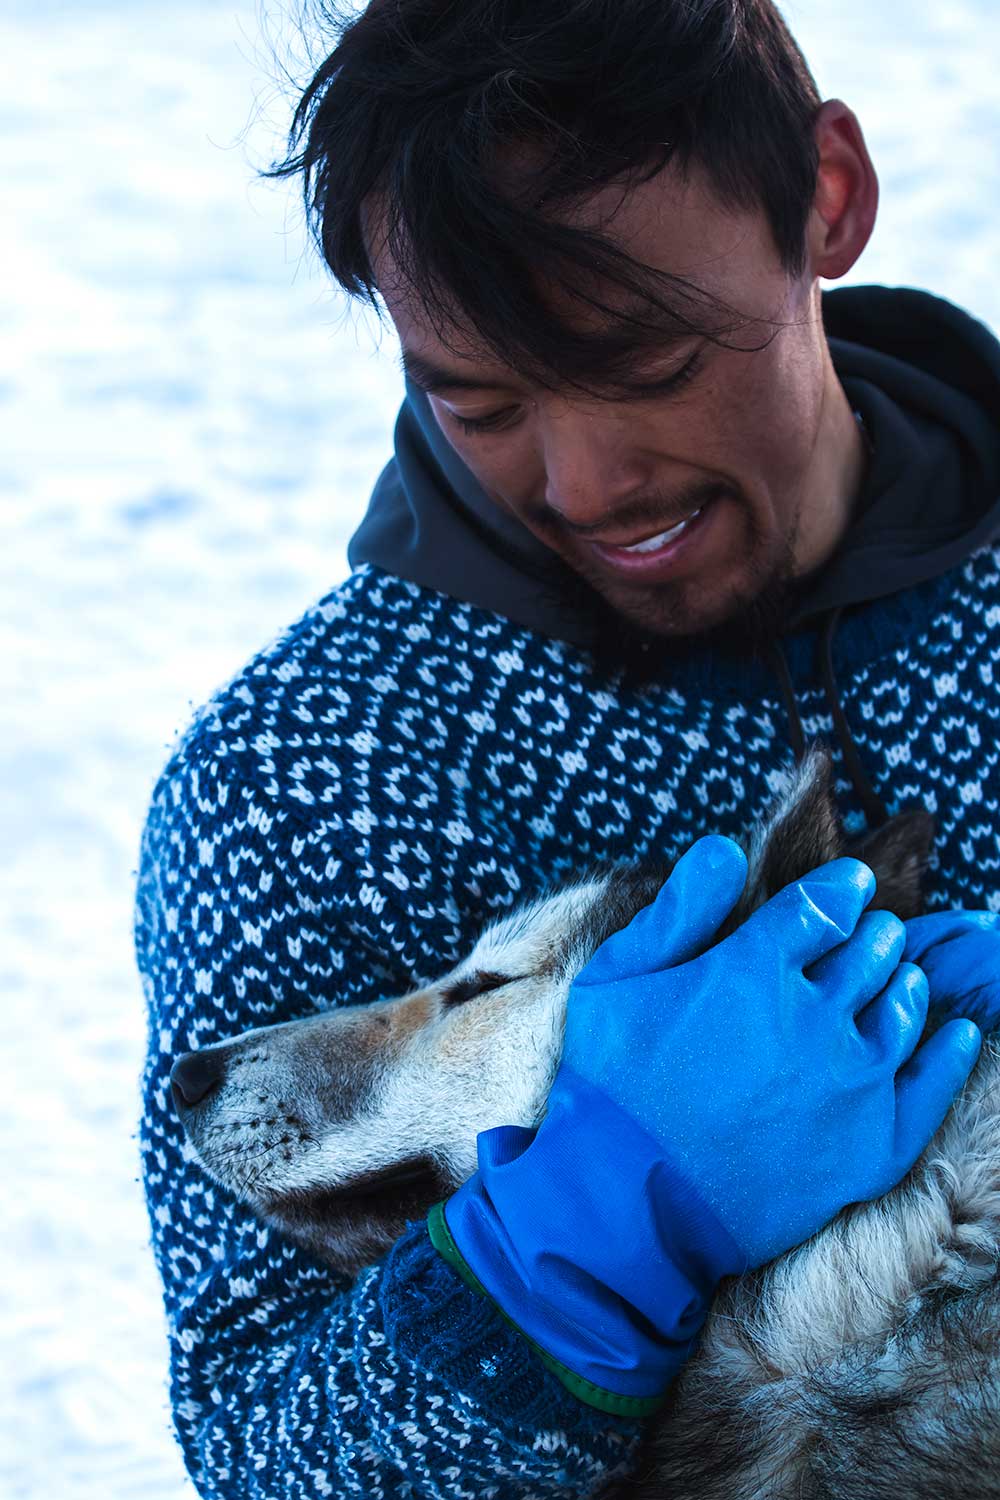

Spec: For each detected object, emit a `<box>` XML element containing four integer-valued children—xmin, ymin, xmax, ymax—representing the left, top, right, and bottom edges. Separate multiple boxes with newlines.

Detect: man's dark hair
<box><xmin>267</xmin><ymin>0</ymin><xmax>823</xmax><ymax>396</ymax></box>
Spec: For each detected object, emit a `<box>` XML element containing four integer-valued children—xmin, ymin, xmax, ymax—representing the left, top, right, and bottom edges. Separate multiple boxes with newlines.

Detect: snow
<box><xmin>2</xmin><ymin>1</ymin><xmax>998</xmax><ymax>1495</ymax></box>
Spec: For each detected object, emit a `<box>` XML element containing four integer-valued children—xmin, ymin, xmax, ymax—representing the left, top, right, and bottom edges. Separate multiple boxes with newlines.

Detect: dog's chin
<box><xmin>254</xmin><ymin>1154</ymin><xmax>455</xmax><ymax>1276</ymax></box>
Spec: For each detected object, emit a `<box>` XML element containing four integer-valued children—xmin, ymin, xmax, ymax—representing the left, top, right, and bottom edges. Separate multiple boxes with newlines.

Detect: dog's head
<box><xmin>170</xmin><ymin>748</ymin><xmax>934</xmax><ymax>1274</ymax></box>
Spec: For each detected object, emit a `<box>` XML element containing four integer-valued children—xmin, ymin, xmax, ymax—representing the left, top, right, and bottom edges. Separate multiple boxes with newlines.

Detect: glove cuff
<box><xmin>429</xmin><ymin>1071</ymin><xmax>747</xmax><ymax>1414</ymax></box>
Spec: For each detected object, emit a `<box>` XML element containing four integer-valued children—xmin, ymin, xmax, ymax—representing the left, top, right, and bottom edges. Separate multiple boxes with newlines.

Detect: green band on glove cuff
<box><xmin>426</xmin><ymin>1199</ymin><xmax>668</xmax><ymax>1420</ymax></box>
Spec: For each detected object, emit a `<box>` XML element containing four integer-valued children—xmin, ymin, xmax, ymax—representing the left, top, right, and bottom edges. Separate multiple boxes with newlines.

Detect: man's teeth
<box><xmin>618</xmin><ymin>509</ymin><xmax>702</xmax><ymax>553</ymax></box>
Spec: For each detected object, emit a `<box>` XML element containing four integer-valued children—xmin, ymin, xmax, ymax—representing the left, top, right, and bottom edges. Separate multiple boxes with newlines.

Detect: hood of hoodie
<box><xmin>348</xmin><ymin>286</ymin><xmax>1000</xmax><ymax>650</ymax></box>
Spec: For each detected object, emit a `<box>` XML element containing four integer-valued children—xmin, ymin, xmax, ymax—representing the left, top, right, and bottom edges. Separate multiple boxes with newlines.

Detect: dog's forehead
<box><xmin>466</xmin><ymin>881</ymin><xmax>609</xmax><ymax>971</ymax></box>
<box><xmin>465</xmin><ymin>867</ymin><xmax>664</xmax><ymax>976</ymax></box>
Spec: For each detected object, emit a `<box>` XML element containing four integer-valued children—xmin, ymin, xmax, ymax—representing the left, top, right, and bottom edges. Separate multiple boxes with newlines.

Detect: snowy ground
<box><xmin>2</xmin><ymin>1</ymin><xmax>998</xmax><ymax>1496</ymax></box>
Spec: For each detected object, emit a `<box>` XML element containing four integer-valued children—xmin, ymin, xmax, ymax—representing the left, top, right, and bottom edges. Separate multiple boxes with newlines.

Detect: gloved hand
<box><xmin>904</xmin><ymin>909</ymin><xmax>1000</xmax><ymax>1036</ymax></box>
<box><xmin>428</xmin><ymin>835</ymin><xmax>982</xmax><ymax>1417</ymax></box>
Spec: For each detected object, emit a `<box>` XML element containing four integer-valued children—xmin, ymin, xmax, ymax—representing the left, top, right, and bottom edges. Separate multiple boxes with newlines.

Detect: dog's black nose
<box><xmin>170</xmin><ymin>1048</ymin><xmax>226</xmax><ymax>1109</ymax></box>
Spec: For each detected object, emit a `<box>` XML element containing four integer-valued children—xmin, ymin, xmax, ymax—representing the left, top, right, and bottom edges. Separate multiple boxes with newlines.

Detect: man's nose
<box><xmin>540</xmin><ymin>411</ymin><xmax>653</xmax><ymax>530</ymax></box>
<box><xmin>170</xmin><ymin>1047</ymin><xmax>227</xmax><ymax>1109</ymax></box>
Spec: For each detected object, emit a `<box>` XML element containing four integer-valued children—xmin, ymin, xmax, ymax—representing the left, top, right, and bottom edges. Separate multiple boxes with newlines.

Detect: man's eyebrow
<box><xmin>399</xmin><ymin>334</ymin><xmax>703</xmax><ymax>397</ymax></box>
<box><xmin>398</xmin><ymin>349</ymin><xmax>521</xmax><ymax>395</ymax></box>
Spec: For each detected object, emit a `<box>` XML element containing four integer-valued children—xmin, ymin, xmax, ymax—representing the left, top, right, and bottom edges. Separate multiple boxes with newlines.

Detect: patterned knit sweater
<box><xmin>135</xmin><ymin>550</ymin><xmax>1000</xmax><ymax>1499</ymax></box>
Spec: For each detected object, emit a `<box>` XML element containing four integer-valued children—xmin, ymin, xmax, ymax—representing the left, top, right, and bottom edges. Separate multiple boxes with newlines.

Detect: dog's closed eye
<box><xmin>440</xmin><ymin>970</ymin><xmax>513</xmax><ymax>1008</ymax></box>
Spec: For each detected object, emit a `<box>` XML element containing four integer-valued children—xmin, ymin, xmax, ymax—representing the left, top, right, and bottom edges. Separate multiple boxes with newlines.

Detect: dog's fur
<box><xmin>171</xmin><ymin>750</ymin><xmax>1000</xmax><ymax>1497</ymax></box>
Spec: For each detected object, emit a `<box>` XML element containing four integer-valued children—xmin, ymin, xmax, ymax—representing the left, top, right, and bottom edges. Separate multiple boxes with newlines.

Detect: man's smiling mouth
<box><xmin>614</xmin><ymin>509</ymin><xmax>704</xmax><ymax>553</ymax></box>
<box><xmin>585</xmin><ymin>493</ymin><xmax>722</xmax><ymax>577</ymax></box>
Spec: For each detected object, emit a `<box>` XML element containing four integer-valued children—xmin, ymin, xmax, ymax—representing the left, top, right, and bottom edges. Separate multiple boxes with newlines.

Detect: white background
<box><xmin>3</xmin><ymin>2</ymin><xmax>998</xmax><ymax>1495</ymax></box>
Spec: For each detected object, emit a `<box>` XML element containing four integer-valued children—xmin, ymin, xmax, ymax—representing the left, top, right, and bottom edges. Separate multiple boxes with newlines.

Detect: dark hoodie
<box><xmin>348</xmin><ymin>286</ymin><xmax>1000</xmax><ymax>819</ymax></box>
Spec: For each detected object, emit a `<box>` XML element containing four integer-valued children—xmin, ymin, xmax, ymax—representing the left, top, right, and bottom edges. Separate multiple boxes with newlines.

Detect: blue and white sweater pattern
<box><xmin>136</xmin><ymin>549</ymin><xmax>1000</xmax><ymax>1498</ymax></box>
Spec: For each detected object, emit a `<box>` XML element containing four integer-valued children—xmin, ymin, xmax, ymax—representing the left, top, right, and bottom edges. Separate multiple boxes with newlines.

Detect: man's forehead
<box><xmin>367</xmin><ymin>159</ymin><xmax>764</xmax><ymax>300</ymax></box>
<box><xmin>366</xmin><ymin>159</ymin><xmax>787</xmax><ymax>391</ymax></box>
<box><xmin>385</xmin><ymin>233</ymin><xmax>722</xmax><ymax>399</ymax></box>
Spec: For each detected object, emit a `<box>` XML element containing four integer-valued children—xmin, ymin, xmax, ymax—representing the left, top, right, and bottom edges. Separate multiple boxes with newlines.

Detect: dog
<box><xmin>170</xmin><ymin>748</ymin><xmax>1000</xmax><ymax>1497</ymax></box>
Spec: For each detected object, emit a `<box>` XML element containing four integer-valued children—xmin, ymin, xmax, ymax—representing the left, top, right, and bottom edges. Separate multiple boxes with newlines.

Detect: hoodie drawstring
<box><xmin>817</xmin><ymin>607</ymin><xmax>890</xmax><ymax>828</ymax></box>
<box><xmin>764</xmin><ymin>638</ymin><xmax>807</xmax><ymax>762</ymax></box>
<box><xmin>767</xmin><ymin>608</ymin><xmax>890</xmax><ymax>830</ymax></box>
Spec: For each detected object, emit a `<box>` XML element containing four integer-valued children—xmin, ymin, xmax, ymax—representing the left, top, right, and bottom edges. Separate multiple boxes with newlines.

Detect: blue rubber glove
<box><xmin>429</xmin><ymin>835</ymin><xmax>982</xmax><ymax>1417</ymax></box>
<box><xmin>903</xmin><ymin>909</ymin><xmax>1000</xmax><ymax>1035</ymax></box>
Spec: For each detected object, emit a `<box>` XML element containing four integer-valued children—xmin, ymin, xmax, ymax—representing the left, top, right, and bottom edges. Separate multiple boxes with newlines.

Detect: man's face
<box><xmin>369</xmin><ymin>161</ymin><xmax>842</xmax><ymax>638</ymax></box>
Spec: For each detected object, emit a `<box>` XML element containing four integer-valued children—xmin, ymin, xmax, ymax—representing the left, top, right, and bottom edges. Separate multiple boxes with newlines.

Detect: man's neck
<box><xmin>792</xmin><ymin>348</ymin><xmax>872</xmax><ymax>578</ymax></box>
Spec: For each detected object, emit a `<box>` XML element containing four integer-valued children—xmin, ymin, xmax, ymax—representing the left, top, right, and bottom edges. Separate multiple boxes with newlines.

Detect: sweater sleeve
<box><xmin>134</xmin><ymin>752</ymin><xmax>643</xmax><ymax>1499</ymax></box>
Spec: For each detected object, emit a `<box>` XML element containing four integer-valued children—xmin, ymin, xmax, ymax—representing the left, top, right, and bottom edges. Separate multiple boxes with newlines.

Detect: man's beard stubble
<box><xmin>583</xmin><ymin>566</ymin><xmax>798</xmax><ymax>688</ymax></box>
<box><xmin>479</xmin><ymin>472</ymin><xmax>808</xmax><ymax>689</ymax></box>
<box><xmin>556</xmin><ymin>511</ymin><xmax>801</xmax><ymax>690</ymax></box>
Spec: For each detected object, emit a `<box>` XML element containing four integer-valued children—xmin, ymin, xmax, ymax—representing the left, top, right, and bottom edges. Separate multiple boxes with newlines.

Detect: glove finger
<box><xmin>574</xmin><ymin>835</ymin><xmax>748</xmax><ymax>986</ymax></box>
<box><xmin>891</xmin><ymin>1018</ymin><xmax>982</xmax><ymax>1175</ymax></box>
<box><xmin>853</xmin><ymin>961</ymin><xmax>929</xmax><ymax>1068</ymax></box>
<box><xmin>807</xmin><ymin>910</ymin><xmax>906</xmax><ymax>1013</ymax></box>
<box><xmin>902</xmin><ymin>914</ymin><xmax>1000</xmax><ymax>1034</ymax></box>
<box><xmin>732</xmin><ymin>857</ymin><xmax>876</xmax><ymax>972</ymax></box>
<box><xmin>903</xmin><ymin>910</ymin><xmax>1000</xmax><ymax>965</ymax></box>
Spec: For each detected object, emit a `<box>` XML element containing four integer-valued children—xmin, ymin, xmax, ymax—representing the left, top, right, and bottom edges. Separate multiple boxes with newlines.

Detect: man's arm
<box><xmin>135</xmin><ymin>754</ymin><xmax>642</xmax><ymax>1499</ymax></box>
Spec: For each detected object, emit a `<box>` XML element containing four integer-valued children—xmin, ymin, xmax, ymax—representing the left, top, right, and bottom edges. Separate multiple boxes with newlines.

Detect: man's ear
<box><xmin>804</xmin><ymin>99</ymin><xmax>880</xmax><ymax>282</ymax></box>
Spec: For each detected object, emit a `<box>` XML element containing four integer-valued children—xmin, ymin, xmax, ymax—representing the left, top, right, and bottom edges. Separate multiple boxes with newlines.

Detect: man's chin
<box><xmin>576</xmin><ymin>554</ymin><xmax>798</xmax><ymax>682</ymax></box>
<box><xmin>598</xmin><ymin>577</ymin><xmax>755</xmax><ymax>640</ymax></box>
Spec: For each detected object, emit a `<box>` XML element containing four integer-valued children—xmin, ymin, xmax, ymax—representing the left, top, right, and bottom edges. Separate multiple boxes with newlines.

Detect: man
<box><xmin>135</xmin><ymin>2</ymin><xmax>1000</xmax><ymax>1496</ymax></box>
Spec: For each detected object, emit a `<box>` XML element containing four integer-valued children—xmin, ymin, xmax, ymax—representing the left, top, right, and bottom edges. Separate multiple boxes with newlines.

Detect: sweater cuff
<box><xmin>379</xmin><ymin>1218</ymin><xmax>645</xmax><ymax>1433</ymax></box>
<box><xmin>427</xmin><ymin>1200</ymin><xmax>670</xmax><ymax>1419</ymax></box>
<box><xmin>431</xmin><ymin>1078</ymin><xmax>747</xmax><ymax>1413</ymax></box>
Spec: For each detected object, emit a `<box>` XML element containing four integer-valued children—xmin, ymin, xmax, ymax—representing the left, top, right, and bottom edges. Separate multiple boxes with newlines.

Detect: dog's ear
<box><xmin>846</xmin><ymin>809</ymin><xmax>935</xmax><ymax>921</ymax></box>
<box><xmin>739</xmin><ymin>746</ymin><xmax>935</xmax><ymax>924</ymax></box>
<box><xmin>737</xmin><ymin>748</ymin><xmax>845</xmax><ymax>919</ymax></box>
<box><xmin>648</xmin><ymin>746</ymin><xmax>934</xmax><ymax>947</ymax></box>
